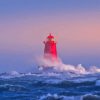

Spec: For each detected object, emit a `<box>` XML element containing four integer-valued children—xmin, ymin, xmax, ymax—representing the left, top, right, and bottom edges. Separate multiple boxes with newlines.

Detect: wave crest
<box><xmin>0</xmin><ymin>84</ymin><xmax>28</xmax><ymax>92</ymax></box>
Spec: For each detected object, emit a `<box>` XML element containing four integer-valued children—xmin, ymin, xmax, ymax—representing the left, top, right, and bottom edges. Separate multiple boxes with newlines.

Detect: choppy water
<box><xmin>0</xmin><ymin>71</ymin><xmax>100</xmax><ymax>100</ymax></box>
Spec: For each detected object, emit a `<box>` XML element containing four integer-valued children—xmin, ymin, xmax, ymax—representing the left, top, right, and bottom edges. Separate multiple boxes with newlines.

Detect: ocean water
<box><xmin>0</xmin><ymin>71</ymin><xmax>100</xmax><ymax>100</ymax></box>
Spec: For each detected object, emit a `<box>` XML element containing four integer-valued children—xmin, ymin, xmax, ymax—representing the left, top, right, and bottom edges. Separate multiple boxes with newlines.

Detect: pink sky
<box><xmin>0</xmin><ymin>0</ymin><xmax>100</xmax><ymax>72</ymax></box>
<box><xmin>0</xmin><ymin>12</ymin><xmax>100</xmax><ymax>56</ymax></box>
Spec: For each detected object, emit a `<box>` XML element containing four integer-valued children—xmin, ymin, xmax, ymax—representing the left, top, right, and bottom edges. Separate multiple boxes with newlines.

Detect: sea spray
<box><xmin>37</xmin><ymin>56</ymin><xmax>100</xmax><ymax>75</ymax></box>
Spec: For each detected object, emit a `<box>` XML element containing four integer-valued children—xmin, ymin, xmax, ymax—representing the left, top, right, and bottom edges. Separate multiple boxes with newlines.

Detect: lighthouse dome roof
<box><xmin>47</xmin><ymin>34</ymin><xmax>54</xmax><ymax>39</ymax></box>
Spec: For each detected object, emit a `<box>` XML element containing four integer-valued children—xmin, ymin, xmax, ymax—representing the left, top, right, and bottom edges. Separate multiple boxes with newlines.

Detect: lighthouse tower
<box><xmin>43</xmin><ymin>34</ymin><xmax>57</xmax><ymax>61</ymax></box>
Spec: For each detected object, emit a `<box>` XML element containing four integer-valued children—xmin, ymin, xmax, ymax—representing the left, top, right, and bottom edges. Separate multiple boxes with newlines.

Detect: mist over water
<box><xmin>38</xmin><ymin>56</ymin><xmax>100</xmax><ymax>75</ymax></box>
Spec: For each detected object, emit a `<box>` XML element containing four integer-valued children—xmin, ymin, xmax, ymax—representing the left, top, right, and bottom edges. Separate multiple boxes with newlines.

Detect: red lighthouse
<box><xmin>43</xmin><ymin>34</ymin><xmax>57</xmax><ymax>61</ymax></box>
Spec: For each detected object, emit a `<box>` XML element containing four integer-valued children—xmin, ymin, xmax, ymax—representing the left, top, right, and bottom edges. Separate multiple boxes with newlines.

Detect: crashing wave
<box><xmin>39</xmin><ymin>93</ymin><xmax>75</xmax><ymax>100</ymax></box>
<box><xmin>39</xmin><ymin>93</ymin><xmax>100</xmax><ymax>100</ymax></box>
<box><xmin>82</xmin><ymin>94</ymin><xmax>100</xmax><ymax>100</ymax></box>
<box><xmin>0</xmin><ymin>84</ymin><xmax>28</xmax><ymax>92</ymax></box>
<box><xmin>38</xmin><ymin>56</ymin><xmax>100</xmax><ymax>75</ymax></box>
<box><xmin>0</xmin><ymin>71</ymin><xmax>25</xmax><ymax>79</ymax></box>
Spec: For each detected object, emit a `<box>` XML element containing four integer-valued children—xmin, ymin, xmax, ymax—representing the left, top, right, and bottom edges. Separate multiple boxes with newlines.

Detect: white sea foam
<box><xmin>10</xmin><ymin>71</ymin><xmax>20</xmax><ymax>75</ymax></box>
<box><xmin>0</xmin><ymin>71</ymin><xmax>25</xmax><ymax>79</ymax></box>
<box><xmin>38</xmin><ymin>56</ymin><xmax>100</xmax><ymax>75</ymax></box>
<box><xmin>39</xmin><ymin>93</ymin><xmax>100</xmax><ymax>100</ymax></box>
<box><xmin>70</xmin><ymin>77</ymin><xmax>97</xmax><ymax>83</ymax></box>
<box><xmin>39</xmin><ymin>93</ymin><xmax>81</xmax><ymax>100</ymax></box>
<box><xmin>82</xmin><ymin>94</ymin><xmax>100</xmax><ymax>100</ymax></box>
